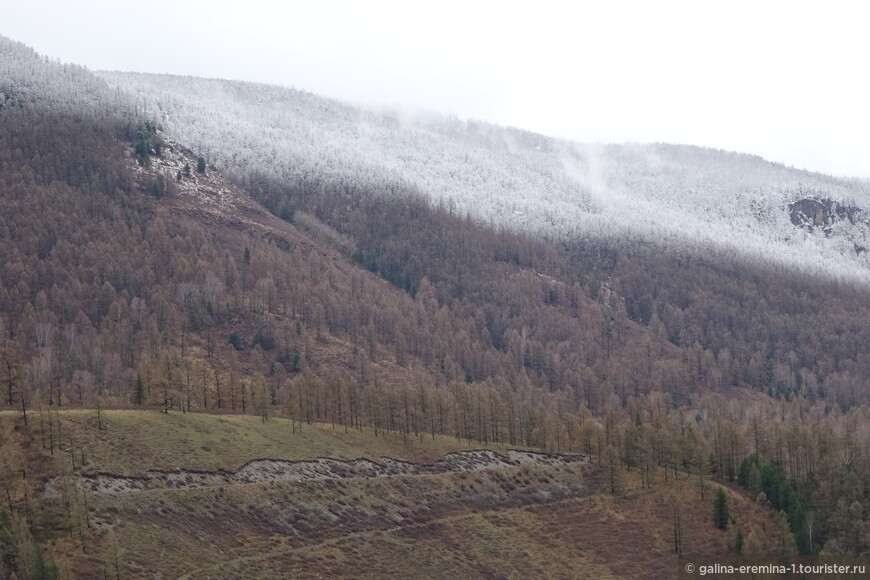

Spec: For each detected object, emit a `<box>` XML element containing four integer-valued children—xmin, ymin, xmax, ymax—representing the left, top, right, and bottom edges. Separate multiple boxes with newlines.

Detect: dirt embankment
<box><xmin>55</xmin><ymin>450</ymin><xmax>587</xmax><ymax>494</ymax></box>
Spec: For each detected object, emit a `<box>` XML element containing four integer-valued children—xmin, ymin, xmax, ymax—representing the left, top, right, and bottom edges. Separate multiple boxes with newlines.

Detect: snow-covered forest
<box><xmin>99</xmin><ymin>71</ymin><xmax>870</xmax><ymax>283</ymax></box>
<box><xmin>0</xmin><ymin>37</ymin><xmax>129</xmax><ymax>119</ymax></box>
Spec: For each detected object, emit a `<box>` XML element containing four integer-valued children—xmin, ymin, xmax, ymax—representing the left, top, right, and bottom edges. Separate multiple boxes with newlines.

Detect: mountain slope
<box><xmin>3</xmin><ymin>36</ymin><xmax>870</xmax><ymax>575</ymax></box>
<box><xmin>98</xmin><ymin>71</ymin><xmax>870</xmax><ymax>283</ymax></box>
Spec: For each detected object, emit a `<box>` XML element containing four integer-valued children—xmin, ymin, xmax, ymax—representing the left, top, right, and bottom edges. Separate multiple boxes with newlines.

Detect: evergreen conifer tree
<box><xmin>714</xmin><ymin>486</ymin><xmax>730</xmax><ymax>530</ymax></box>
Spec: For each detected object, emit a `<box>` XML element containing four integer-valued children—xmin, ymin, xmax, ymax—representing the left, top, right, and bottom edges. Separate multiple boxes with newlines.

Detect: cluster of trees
<box><xmin>0</xmin><ymin>508</ymin><xmax>62</xmax><ymax>580</ymax></box>
<box><xmin>738</xmin><ymin>455</ymin><xmax>808</xmax><ymax>552</ymax></box>
<box><xmin>577</xmin><ymin>237</ymin><xmax>870</xmax><ymax>409</ymax></box>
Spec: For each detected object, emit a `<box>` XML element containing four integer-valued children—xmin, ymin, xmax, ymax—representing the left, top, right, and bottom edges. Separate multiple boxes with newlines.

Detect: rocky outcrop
<box><xmin>789</xmin><ymin>197</ymin><xmax>862</xmax><ymax>228</ymax></box>
<box><xmin>788</xmin><ymin>197</ymin><xmax>864</xmax><ymax>236</ymax></box>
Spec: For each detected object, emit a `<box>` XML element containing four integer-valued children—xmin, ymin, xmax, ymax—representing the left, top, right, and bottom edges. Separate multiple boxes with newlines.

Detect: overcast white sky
<box><xmin>3</xmin><ymin>0</ymin><xmax>868</xmax><ymax>177</ymax></box>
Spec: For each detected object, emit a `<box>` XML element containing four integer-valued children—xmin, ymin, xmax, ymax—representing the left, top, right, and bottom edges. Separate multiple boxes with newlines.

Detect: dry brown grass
<box><xmin>2</xmin><ymin>409</ymin><xmax>514</xmax><ymax>477</ymax></box>
<box><xmin>0</xmin><ymin>410</ymin><xmax>782</xmax><ymax>579</ymax></box>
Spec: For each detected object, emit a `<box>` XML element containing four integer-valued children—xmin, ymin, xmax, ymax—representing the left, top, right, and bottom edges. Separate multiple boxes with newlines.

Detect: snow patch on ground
<box><xmin>130</xmin><ymin>137</ymin><xmax>239</xmax><ymax>212</ymax></box>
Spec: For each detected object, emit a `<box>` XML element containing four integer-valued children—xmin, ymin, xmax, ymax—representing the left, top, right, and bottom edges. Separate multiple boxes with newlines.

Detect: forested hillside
<box><xmin>1</xmin><ymin>35</ymin><xmax>869</xmax><ymax>577</ymax></box>
<box><xmin>99</xmin><ymin>71</ymin><xmax>870</xmax><ymax>283</ymax></box>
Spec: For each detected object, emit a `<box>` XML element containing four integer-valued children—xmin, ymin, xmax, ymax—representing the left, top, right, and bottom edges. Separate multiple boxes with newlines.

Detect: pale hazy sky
<box><xmin>3</xmin><ymin>0</ymin><xmax>868</xmax><ymax>177</ymax></box>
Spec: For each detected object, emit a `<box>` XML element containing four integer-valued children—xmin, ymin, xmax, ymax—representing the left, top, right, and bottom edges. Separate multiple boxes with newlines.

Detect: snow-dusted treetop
<box><xmin>92</xmin><ymin>71</ymin><xmax>870</xmax><ymax>284</ymax></box>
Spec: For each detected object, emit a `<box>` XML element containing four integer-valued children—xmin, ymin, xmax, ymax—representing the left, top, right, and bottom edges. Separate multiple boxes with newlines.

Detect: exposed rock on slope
<box><xmin>789</xmin><ymin>197</ymin><xmax>864</xmax><ymax>232</ymax></box>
